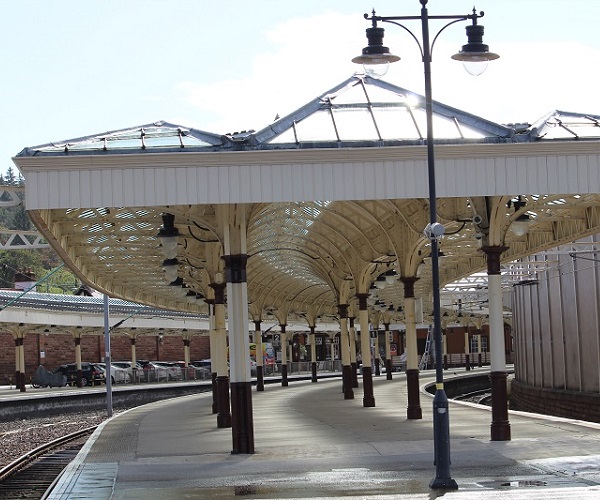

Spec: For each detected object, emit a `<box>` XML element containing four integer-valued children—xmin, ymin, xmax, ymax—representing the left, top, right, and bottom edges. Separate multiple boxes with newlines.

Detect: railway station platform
<box><xmin>43</xmin><ymin>370</ymin><xmax>600</xmax><ymax>499</ymax></box>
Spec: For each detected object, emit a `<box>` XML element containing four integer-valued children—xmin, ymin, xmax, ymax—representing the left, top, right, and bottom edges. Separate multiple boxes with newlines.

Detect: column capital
<box><xmin>400</xmin><ymin>276</ymin><xmax>419</xmax><ymax>297</ymax></box>
<box><xmin>337</xmin><ymin>303</ymin><xmax>349</xmax><ymax>319</ymax></box>
<box><xmin>222</xmin><ymin>254</ymin><xmax>248</xmax><ymax>283</ymax></box>
<box><xmin>355</xmin><ymin>293</ymin><xmax>369</xmax><ymax>310</ymax></box>
<box><xmin>480</xmin><ymin>246</ymin><xmax>508</xmax><ymax>275</ymax></box>
<box><xmin>209</xmin><ymin>282</ymin><xmax>226</xmax><ymax>304</ymax></box>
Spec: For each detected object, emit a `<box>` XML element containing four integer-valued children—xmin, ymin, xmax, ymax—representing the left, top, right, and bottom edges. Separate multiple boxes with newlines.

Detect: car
<box><xmin>96</xmin><ymin>363</ymin><xmax>131</xmax><ymax>384</ymax></box>
<box><xmin>189</xmin><ymin>364</ymin><xmax>211</xmax><ymax>380</ymax></box>
<box><xmin>53</xmin><ymin>362</ymin><xmax>105</xmax><ymax>386</ymax></box>
<box><xmin>141</xmin><ymin>361</ymin><xmax>171</xmax><ymax>382</ymax></box>
<box><xmin>112</xmin><ymin>361</ymin><xmax>145</xmax><ymax>381</ymax></box>
<box><xmin>152</xmin><ymin>361</ymin><xmax>183</xmax><ymax>381</ymax></box>
<box><xmin>191</xmin><ymin>359</ymin><xmax>212</xmax><ymax>371</ymax></box>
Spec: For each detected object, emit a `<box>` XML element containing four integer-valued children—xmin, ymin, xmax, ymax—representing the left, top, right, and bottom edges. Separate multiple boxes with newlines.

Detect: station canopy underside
<box><xmin>13</xmin><ymin>74</ymin><xmax>600</xmax><ymax>328</ymax></box>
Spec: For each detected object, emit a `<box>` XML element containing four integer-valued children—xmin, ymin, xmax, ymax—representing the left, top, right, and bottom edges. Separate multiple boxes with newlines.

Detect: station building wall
<box><xmin>511</xmin><ymin>234</ymin><xmax>600</xmax><ymax>422</ymax></box>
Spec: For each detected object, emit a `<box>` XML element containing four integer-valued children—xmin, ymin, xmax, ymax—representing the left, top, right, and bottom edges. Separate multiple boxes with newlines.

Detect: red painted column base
<box><xmin>342</xmin><ymin>364</ymin><xmax>354</xmax><ymax>399</ymax></box>
<box><xmin>216</xmin><ymin>375</ymin><xmax>232</xmax><ymax>428</ymax></box>
<box><xmin>281</xmin><ymin>364</ymin><xmax>288</xmax><ymax>387</ymax></box>
<box><xmin>351</xmin><ymin>362</ymin><xmax>358</xmax><ymax>388</ymax></box>
<box><xmin>406</xmin><ymin>369</ymin><xmax>422</xmax><ymax>420</ymax></box>
<box><xmin>256</xmin><ymin>366</ymin><xmax>265</xmax><ymax>392</ymax></box>
<box><xmin>211</xmin><ymin>372</ymin><xmax>218</xmax><ymax>414</ymax></box>
<box><xmin>362</xmin><ymin>366</ymin><xmax>375</xmax><ymax>407</ymax></box>
<box><xmin>230</xmin><ymin>381</ymin><xmax>254</xmax><ymax>454</ymax></box>
<box><xmin>490</xmin><ymin>371</ymin><xmax>511</xmax><ymax>441</ymax></box>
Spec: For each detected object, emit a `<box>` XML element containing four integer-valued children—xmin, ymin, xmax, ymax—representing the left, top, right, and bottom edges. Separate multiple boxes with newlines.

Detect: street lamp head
<box><xmin>451</xmin><ymin>16</ymin><xmax>499</xmax><ymax>76</ymax></box>
<box><xmin>352</xmin><ymin>23</ymin><xmax>400</xmax><ymax>78</ymax></box>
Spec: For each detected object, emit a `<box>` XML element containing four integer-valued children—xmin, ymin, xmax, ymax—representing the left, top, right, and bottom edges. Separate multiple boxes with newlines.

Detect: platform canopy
<box><xmin>13</xmin><ymin>74</ymin><xmax>600</xmax><ymax>326</ymax></box>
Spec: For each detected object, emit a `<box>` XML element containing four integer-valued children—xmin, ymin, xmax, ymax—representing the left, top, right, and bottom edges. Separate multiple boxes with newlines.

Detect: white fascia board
<box><xmin>14</xmin><ymin>141</ymin><xmax>600</xmax><ymax>210</ymax></box>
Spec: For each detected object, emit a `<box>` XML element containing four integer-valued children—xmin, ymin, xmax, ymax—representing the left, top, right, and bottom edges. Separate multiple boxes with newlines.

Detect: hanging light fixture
<box><xmin>375</xmin><ymin>275</ymin><xmax>387</xmax><ymax>289</ymax></box>
<box><xmin>157</xmin><ymin>213</ymin><xmax>180</xmax><ymax>258</ymax></box>
<box><xmin>508</xmin><ymin>196</ymin><xmax>531</xmax><ymax>237</ymax></box>
<box><xmin>384</xmin><ymin>269</ymin><xmax>398</xmax><ymax>285</ymax></box>
<box><xmin>162</xmin><ymin>258</ymin><xmax>180</xmax><ymax>283</ymax></box>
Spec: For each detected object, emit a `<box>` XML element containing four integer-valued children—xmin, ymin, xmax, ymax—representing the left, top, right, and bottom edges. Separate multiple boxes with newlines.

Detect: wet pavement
<box><xmin>41</xmin><ymin>369</ymin><xmax>600</xmax><ymax>499</ymax></box>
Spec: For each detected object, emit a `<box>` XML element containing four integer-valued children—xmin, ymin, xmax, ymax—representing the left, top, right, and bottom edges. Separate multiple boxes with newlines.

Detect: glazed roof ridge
<box><xmin>15</xmin><ymin>76</ymin><xmax>600</xmax><ymax>158</ymax></box>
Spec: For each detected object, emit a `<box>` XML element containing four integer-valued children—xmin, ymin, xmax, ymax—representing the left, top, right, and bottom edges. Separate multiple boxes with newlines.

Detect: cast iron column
<box><xmin>223</xmin><ymin>253</ymin><xmax>254</xmax><ymax>454</ymax></box>
<box><xmin>280</xmin><ymin>324</ymin><xmax>288</xmax><ymax>387</ymax></box>
<box><xmin>206</xmin><ymin>299</ymin><xmax>218</xmax><ymax>414</ymax></box>
<box><xmin>338</xmin><ymin>304</ymin><xmax>354</xmax><ymax>399</ymax></box>
<box><xmin>356</xmin><ymin>293</ymin><xmax>375</xmax><ymax>407</ymax></box>
<box><xmin>211</xmin><ymin>282</ymin><xmax>231</xmax><ymax>429</ymax></box>
<box><xmin>254</xmin><ymin>320</ymin><xmax>265</xmax><ymax>391</ymax></box>
<box><xmin>384</xmin><ymin>322</ymin><xmax>393</xmax><ymax>380</ymax></box>
<box><xmin>74</xmin><ymin>336</ymin><xmax>83</xmax><ymax>387</ymax></box>
<box><xmin>464</xmin><ymin>330</ymin><xmax>471</xmax><ymax>371</ymax></box>
<box><xmin>14</xmin><ymin>337</ymin><xmax>19</xmax><ymax>390</ymax></box>
<box><xmin>349</xmin><ymin>317</ymin><xmax>359</xmax><ymax>388</ymax></box>
<box><xmin>402</xmin><ymin>277</ymin><xmax>422</xmax><ymax>419</ymax></box>
<box><xmin>310</xmin><ymin>325</ymin><xmax>318</xmax><ymax>383</ymax></box>
<box><xmin>482</xmin><ymin>245</ymin><xmax>511</xmax><ymax>441</ymax></box>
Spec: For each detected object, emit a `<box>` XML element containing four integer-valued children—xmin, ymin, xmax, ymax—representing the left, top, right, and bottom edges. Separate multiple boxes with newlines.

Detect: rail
<box><xmin>0</xmin><ymin>426</ymin><xmax>96</xmax><ymax>483</ymax></box>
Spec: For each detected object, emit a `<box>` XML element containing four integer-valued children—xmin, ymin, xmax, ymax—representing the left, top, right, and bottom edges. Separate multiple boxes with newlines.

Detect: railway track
<box><xmin>0</xmin><ymin>427</ymin><xmax>96</xmax><ymax>500</ymax></box>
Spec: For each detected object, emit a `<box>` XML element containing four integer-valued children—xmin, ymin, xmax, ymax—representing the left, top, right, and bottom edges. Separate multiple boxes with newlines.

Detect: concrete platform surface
<box><xmin>44</xmin><ymin>371</ymin><xmax>600</xmax><ymax>499</ymax></box>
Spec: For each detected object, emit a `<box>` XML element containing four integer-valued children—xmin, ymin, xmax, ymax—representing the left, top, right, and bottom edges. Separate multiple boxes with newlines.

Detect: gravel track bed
<box><xmin>0</xmin><ymin>409</ymin><xmax>122</xmax><ymax>468</ymax></box>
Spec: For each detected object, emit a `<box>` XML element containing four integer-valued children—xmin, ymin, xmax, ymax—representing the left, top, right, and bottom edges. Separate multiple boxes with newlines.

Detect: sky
<box><xmin>2</xmin><ymin>0</ymin><xmax>600</xmax><ymax>176</ymax></box>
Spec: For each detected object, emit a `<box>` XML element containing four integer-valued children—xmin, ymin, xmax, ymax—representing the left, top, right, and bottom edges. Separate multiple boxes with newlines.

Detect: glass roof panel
<box><xmin>30</xmin><ymin>123</ymin><xmax>220</xmax><ymax>154</ymax></box>
<box><xmin>291</xmin><ymin>111</ymin><xmax>338</xmax><ymax>142</ymax></box>
<box><xmin>537</xmin><ymin>115</ymin><xmax>600</xmax><ymax>140</ymax></box>
<box><xmin>330</xmin><ymin>108</ymin><xmax>379</xmax><ymax>141</ymax></box>
<box><xmin>267</xmin><ymin>79</ymin><xmax>487</xmax><ymax>144</ymax></box>
<box><xmin>372</xmin><ymin>107</ymin><xmax>421</xmax><ymax>140</ymax></box>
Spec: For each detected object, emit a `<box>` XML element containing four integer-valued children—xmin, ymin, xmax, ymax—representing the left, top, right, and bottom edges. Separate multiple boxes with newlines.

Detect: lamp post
<box><xmin>353</xmin><ymin>0</ymin><xmax>498</xmax><ymax>491</ymax></box>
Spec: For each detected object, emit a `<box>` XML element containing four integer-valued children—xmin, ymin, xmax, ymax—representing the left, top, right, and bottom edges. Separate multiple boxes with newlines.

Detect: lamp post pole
<box><xmin>352</xmin><ymin>0</ymin><xmax>498</xmax><ymax>491</ymax></box>
<box><xmin>419</xmin><ymin>4</ymin><xmax>455</xmax><ymax>490</ymax></box>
